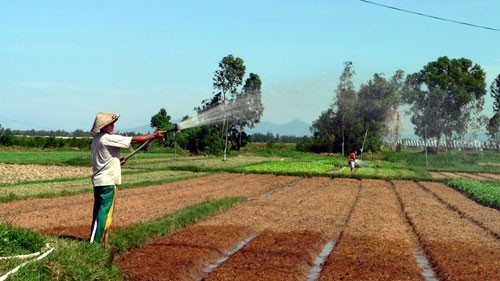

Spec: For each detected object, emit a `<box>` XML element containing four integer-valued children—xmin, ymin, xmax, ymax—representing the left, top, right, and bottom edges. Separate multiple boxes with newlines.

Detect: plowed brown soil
<box><xmin>2</xmin><ymin>174</ymin><xmax>499</xmax><ymax>280</ymax></box>
<box><xmin>319</xmin><ymin>179</ymin><xmax>424</xmax><ymax>280</ymax></box>
<box><xmin>0</xmin><ymin>173</ymin><xmax>300</xmax><ymax>236</ymax></box>
<box><xmin>419</xmin><ymin>181</ymin><xmax>500</xmax><ymax>237</ymax></box>
<box><xmin>393</xmin><ymin>180</ymin><xmax>500</xmax><ymax>281</ymax></box>
<box><xmin>429</xmin><ymin>171</ymin><xmax>500</xmax><ymax>180</ymax></box>
<box><xmin>0</xmin><ymin>163</ymin><xmax>90</xmax><ymax>183</ymax></box>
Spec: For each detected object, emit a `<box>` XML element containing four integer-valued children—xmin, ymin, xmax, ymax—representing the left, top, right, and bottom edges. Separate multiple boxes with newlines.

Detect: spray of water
<box><xmin>176</xmin><ymin>94</ymin><xmax>260</xmax><ymax>131</ymax></box>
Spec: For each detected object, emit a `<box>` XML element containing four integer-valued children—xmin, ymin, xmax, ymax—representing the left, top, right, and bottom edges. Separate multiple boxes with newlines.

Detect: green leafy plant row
<box><xmin>446</xmin><ymin>179</ymin><xmax>500</xmax><ymax>209</ymax></box>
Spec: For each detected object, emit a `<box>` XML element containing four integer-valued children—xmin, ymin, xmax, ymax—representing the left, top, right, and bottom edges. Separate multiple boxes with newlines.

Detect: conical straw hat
<box><xmin>91</xmin><ymin>112</ymin><xmax>120</xmax><ymax>132</ymax></box>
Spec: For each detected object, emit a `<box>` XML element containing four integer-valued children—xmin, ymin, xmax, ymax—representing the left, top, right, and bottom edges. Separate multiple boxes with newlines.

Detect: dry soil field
<box><xmin>1</xmin><ymin>173</ymin><xmax>499</xmax><ymax>280</ymax></box>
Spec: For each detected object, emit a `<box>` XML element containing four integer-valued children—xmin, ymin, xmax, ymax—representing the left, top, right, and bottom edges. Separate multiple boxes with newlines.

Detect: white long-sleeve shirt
<box><xmin>91</xmin><ymin>133</ymin><xmax>132</xmax><ymax>186</ymax></box>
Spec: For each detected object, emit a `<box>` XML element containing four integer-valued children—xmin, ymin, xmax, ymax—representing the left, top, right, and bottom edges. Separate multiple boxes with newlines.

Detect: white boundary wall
<box><xmin>398</xmin><ymin>139</ymin><xmax>499</xmax><ymax>151</ymax></box>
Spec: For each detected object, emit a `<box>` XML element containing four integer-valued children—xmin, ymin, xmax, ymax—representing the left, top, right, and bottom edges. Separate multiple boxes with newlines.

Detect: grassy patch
<box><xmin>3</xmin><ymin>237</ymin><xmax>123</xmax><ymax>281</ymax></box>
<box><xmin>0</xmin><ymin>151</ymin><xmax>175</xmax><ymax>167</ymax></box>
<box><xmin>446</xmin><ymin>179</ymin><xmax>500</xmax><ymax>209</ymax></box>
<box><xmin>0</xmin><ymin>172</ymin><xmax>209</xmax><ymax>203</ymax></box>
<box><xmin>0</xmin><ymin>151</ymin><xmax>89</xmax><ymax>166</ymax></box>
<box><xmin>240</xmin><ymin>142</ymin><xmax>305</xmax><ymax>157</ymax></box>
<box><xmin>0</xmin><ymin>222</ymin><xmax>45</xmax><ymax>256</ymax></box>
<box><xmin>150</xmin><ymin>155</ymin><xmax>275</xmax><ymax>171</ymax></box>
<box><xmin>0</xmin><ymin>222</ymin><xmax>49</xmax><ymax>279</ymax></box>
<box><xmin>382</xmin><ymin>150</ymin><xmax>500</xmax><ymax>173</ymax></box>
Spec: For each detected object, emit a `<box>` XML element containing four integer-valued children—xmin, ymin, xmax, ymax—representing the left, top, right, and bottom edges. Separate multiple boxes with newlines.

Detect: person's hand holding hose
<box><xmin>131</xmin><ymin>131</ymin><xmax>166</xmax><ymax>144</ymax></box>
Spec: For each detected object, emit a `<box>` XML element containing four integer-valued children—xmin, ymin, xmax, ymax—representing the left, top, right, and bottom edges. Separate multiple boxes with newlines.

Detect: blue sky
<box><xmin>1</xmin><ymin>0</ymin><xmax>499</xmax><ymax>136</ymax></box>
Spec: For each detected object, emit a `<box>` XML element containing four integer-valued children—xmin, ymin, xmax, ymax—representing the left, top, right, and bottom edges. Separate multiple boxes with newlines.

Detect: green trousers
<box><xmin>90</xmin><ymin>185</ymin><xmax>117</xmax><ymax>243</ymax></box>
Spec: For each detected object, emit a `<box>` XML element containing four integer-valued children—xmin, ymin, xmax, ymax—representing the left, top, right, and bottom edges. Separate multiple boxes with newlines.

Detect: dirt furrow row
<box><xmin>393</xmin><ymin>180</ymin><xmax>500</xmax><ymax>281</ymax></box>
<box><xmin>117</xmin><ymin>177</ymin><xmax>360</xmax><ymax>280</ymax></box>
<box><xmin>429</xmin><ymin>171</ymin><xmax>500</xmax><ymax>181</ymax></box>
<box><xmin>454</xmin><ymin>172</ymin><xmax>492</xmax><ymax>181</ymax></box>
<box><xmin>319</xmin><ymin>179</ymin><xmax>425</xmax><ymax>280</ymax></box>
<box><xmin>478</xmin><ymin>173</ymin><xmax>500</xmax><ymax>181</ymax></box>
<box><xmin>419</xmin><ymin>181</ymin><xmax>500</xmax><ymax>238</ymax></box>
<box><xmin>437</xmin><ymin>172</ymin><xmax>462</xmax><ymax>179</ymax></box>
<box><xmin>2</xmin><ymin>174</ymin><xmax>299</xmax><ymax>236</ymax></box>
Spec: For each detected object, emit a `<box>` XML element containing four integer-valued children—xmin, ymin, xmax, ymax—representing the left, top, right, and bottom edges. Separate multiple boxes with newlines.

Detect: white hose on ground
<box><xmin>327</xmin><ymin>160</ymin><xmax>349</xmax><ymax>174</ymax></box>
<box><xmin>0</xmin><ymin>244</ymin><xmax>55</xmax><ymax>281</ymax></box>
<box><xmin>0</xmin><ymin>252</ymin><xmax>41</xmax><ymax>260</ymax></box>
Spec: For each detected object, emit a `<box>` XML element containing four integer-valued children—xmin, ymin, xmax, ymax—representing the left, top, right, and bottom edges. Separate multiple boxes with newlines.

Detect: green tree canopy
<box><xmin>357</xmin><ymin>72</ymin><xmax>403</xmax><ymax>153</ymax></box>
<box><xmin>487</xmin><ymin>74</ymin><xmax>500</xmax><ymax>152</ymax></box>
<box><xmin>308</xmin><ymin>61</ymin><xmax>403</xmax><ymax>155</ymax></box>
<box><xmin>403</xmin><ymin>56</ymin><xmax>486</xmax><ymax>152</ymax></box>
<box><xmin>490</xmin><ymin>74</ymin><xmax>500</xmax><ymax>113</ymax></box>
<box><xmin>333</xmin><ymin>61</ymin><xmax>357</xmax><ymax>155</ymax></box>
<box><xmin>150</xmin><ymin>108</ymin><xmax>173</xmax><ymax>131</ymax></box>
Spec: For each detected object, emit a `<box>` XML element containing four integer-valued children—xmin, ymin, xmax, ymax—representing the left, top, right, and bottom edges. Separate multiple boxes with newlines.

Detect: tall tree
<box><xmin>310</xmin><ymin>108</ymin><xmax>337</xmax><ymax>153</ymax></box>
<box><xmin>233</xmin><ymin>73</ymin><xmax>264</xmax><ymax>149</ymax></box>
<box><xmin>491</xmin><ymin>74</ymin><xmax>500</xmax><ymax>113</ymax></box>
<box><xmin>212</xmin><ymin>55</ymin><xmax>246</xmax><ymax>159</ymax></box>
<box><xmin>385</xmin><ymin>70</ymin><xmax>405</xmax><ymax>151</ymax></box>
<box><xmin>357</xmin><ymin>72</ymin><xmax>401</xmax><ymax>154</ymax></box>
<box><xmin>403</xmin><ymin>56</ymin><xmax>486</xmax><ymax>153</ymax></box>
<box><xmin>333</xmin><ymin>61</ymin><xmax>357</xmax><ymax>155</ymax></box>
<box><xmin>487</xmin><ymin>74</ymin><xmax>500</xmax><ymax>153</ymax></box>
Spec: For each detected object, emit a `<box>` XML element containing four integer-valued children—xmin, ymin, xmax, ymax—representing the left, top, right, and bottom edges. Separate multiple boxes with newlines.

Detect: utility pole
<box><xmin>360</xmin><ymin>128</ymin><xmax>368</xmax><ymax>160</ymax></box>
<box><xmin>393</xmin><ymin>112</ymin><xmax>400</xmax><ymax>151</ymax></box>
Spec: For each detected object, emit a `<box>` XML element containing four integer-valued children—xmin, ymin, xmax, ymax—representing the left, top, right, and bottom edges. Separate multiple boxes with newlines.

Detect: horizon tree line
<box><xmin>301</xmin><ymin>56</ymin><xmax>499</xmax><ymax>154</ymax></box>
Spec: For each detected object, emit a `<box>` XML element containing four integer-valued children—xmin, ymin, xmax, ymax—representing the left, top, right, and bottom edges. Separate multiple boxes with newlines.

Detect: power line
<box><xmin>0</xmin><ymin>116</ymin><xmax>54</xmax><ymax>130</ymax></box>
<box><xmin>359</xmin><ymin>0</ymin><xmax>500</xmax><ymax>32</ymax></box>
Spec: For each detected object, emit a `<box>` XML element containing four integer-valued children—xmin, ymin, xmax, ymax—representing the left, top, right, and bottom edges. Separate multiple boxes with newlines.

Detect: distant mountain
<box><xmin>247</xmin><ymin>119</ymin><xmax>311</xmax><ymax>136</ymax></box>
<box><xmin>116</xmin><ymin>125</ymin><xmax>154</xmax><ymax>134</ymax></box>
<box><xmin>119</xmin><ymin>119</ymin><xmax>312</xmax><ymax>137</ymax></box>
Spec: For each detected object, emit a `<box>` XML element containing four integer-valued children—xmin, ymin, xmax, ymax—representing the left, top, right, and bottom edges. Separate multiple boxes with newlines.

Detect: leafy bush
<box><xmin>0</xmin><ymin>135</ymin><xmax>92</xmax><ymax>149</ymax></box>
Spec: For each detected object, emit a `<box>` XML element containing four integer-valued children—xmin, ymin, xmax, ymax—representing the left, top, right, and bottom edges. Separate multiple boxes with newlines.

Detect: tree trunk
<box><xmin>436</xmin><ymin>135</ymin><xmax>441</xmax><ymax>154</ymax></box>
<box><xmin>341</xmin><ymin>130</ymin><xmax>345</xmax><ymax>156</ymax></box>
<box><xmin>238</xmin><ymin>121</ymin><xmax>242</xmax><ymax>151</ymax></box>
<box><xmin>360</xmin><ymin>129</ymin><xmax>368</xmax><ymax>159</ymax></box>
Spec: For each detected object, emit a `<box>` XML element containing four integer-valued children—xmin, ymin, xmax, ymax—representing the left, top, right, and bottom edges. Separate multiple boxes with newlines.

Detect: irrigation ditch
<box><xmin>1</xmin><ymin>173</ymin><xmax>499</xmax><ymax>280</ymax></box>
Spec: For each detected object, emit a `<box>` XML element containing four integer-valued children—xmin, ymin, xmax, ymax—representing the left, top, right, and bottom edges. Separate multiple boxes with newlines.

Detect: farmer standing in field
<box><xmin>349</xmin><ymin>150</ymin><xmax>356</xmax><ymax>172</ymax></box>
<box><xmin>90</xmin><ymin>112</ymin><xmax>166</xmax><ymax>247</ymax></box>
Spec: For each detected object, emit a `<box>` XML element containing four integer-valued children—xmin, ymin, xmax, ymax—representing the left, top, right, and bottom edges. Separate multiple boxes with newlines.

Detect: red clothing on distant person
<box><xmin>349</xmin><ymin>152</ymin><xmax>356</xmax><ymax>172</ymax></box>
<box><xmin>349</xmin><ymin>152</ymin><xmax>356</xmax><ymax>162</ymax></box>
